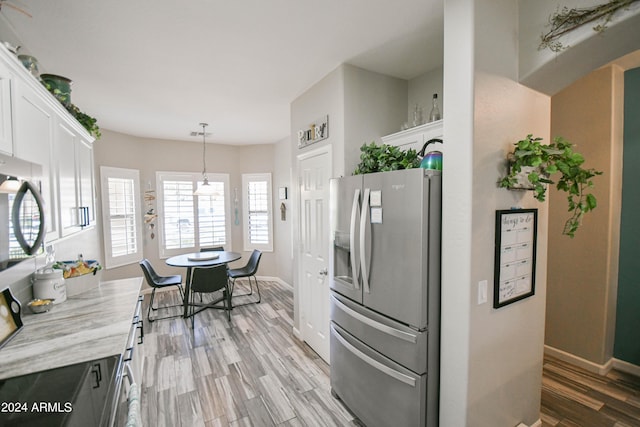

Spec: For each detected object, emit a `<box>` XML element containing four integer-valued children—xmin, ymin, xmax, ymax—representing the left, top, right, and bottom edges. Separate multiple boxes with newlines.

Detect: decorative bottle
<box><xmin>429</xmin><ymin>94</ymin><xmax>441</xmax><ymax>122</ymax></box>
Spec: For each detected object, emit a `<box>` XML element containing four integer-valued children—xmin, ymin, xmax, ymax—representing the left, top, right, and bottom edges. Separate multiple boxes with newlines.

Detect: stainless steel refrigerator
<box><xmin>329</xmin><ymin>167</ymin><xmax>441</xmax><ymax>427</ymax></box>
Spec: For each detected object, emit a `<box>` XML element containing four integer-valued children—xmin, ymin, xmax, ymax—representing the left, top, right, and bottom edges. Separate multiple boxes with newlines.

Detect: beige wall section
<box><xmin>94</xmin><ymin>129</ymin><xmax>292</xmax><ymax>288</ymax></box>
<box><xmin>408</xmin><ymin>67</ymin><xmax>444</xmax><ymax>125</ymax></box>
<box><xmin>546</xmin><ymin>66</ymin><xmax>624</xmax><ymax>365</ymax></box>
<box><xmin>343</xmin><ymin>64</ymin><xmax>408</xmax><ymax>174</ymax></box>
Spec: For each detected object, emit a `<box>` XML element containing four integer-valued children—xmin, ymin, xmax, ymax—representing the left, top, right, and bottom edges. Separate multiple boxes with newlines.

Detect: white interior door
<box><xmin>298</xmin><ymin>146</ymin><xmax>331</xmax><ymax>362</ymax></box>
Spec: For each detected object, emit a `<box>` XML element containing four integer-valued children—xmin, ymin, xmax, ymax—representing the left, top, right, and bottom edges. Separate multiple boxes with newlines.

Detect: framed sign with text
<box><xmin>493</xmin><ymin>209</ymin><xmax>538</xmax><ymax>308</ymax></box>
<box><xmin>297</xmin><ymin>115</ymin><xmax>328</xmax><ymax>149</ymax></box>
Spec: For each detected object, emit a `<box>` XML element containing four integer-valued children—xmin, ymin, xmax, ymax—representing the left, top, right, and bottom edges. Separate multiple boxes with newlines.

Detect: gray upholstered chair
<box><xmin>188</xmin><ymin>264</ymin><xmax>232</xmax><ymax>328</ymax></box>
<box><xmin>227</xmin><ymin>249</ymin><xmax>262</xmax><ymax>306</ymax></box>
<box><xmin>139</xmin><ymin>259</ymin><xmax>184</xmax><ymax>322</ymax></box>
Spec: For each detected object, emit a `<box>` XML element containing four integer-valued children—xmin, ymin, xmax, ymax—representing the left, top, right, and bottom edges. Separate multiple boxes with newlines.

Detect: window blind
<box><xmin>107</xmin><ymin>177</ymin><xmax>138</xmax><ymax>257</ymax></box>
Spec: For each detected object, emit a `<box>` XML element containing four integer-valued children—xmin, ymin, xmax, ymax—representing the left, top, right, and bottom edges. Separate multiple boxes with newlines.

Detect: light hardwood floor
<box><xmin>141</xmin><ymin>280</ymin><xmax>640</xmax><ymax>426</ymax></box>
<box><xmin>541</xmin><ymin>356</ymin><xmax>640</xmax><ymax>427</ymax></box>
<box><xmin>140</xmin><ymin>280</ymin><xmax>357</xmax><ymax>426</ymax></box>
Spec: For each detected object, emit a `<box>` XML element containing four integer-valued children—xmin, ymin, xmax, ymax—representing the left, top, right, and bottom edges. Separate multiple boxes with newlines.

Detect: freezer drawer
<box><xmin>330</xmin><ymin>291</ymin><xmax>428</xmax><ymax>374</ymax></box>
<box><xmin>330</xmin><ymin>323</ymin><xmax>435</xmax><ymax>427</ymax></box>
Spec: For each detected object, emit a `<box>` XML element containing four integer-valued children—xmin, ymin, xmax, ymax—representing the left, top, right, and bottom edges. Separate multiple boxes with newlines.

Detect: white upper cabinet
<box><xmin>0</xmin><ymin>43</ymin><xmax>96</xmax><ymax>241</ymax></box>
<box><xmin>13</xmin><ymin>80</ymin><xmax>59</xmax><ymax>240</ymax></box>
<box><xmin>0</xmin><ymin>60</ymin><xmax>13</xmax><ymax>156</ymax></box>
<box><xmin>56</xmin><ymin>122</ymin><xmax>95</xmax><ymax>236</ymax></box>
<box><xmin>381</xmin><ymin>119</ymin><xmax>443</xmax><ymax>152</ymax></box>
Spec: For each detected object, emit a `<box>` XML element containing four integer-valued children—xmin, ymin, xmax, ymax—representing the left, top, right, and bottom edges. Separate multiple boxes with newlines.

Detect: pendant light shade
<box><xmin>0</xmin><ymin>176</ymin><xmax>21</xmax><ymax>194</ymax></box>
<box><xmin>193</xmin><ymin>123</ymin><xmax>219</xmax><ymax>196</ymax></box>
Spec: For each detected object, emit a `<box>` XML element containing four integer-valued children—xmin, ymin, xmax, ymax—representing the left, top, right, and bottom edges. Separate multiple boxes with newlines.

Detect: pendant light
<box><xmin>193</xmin><ymin>123</ymin><xmax>218</xmax><ymax>196</ymax></box>
<box><xmin>0</xmin><ymin>176</ymin><xmax>21</xmax><ymax>194</ymax></box>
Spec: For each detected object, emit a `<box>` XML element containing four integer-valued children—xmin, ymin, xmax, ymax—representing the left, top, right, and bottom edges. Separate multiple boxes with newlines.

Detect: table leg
<box><xmin>183</xmin><ymin>267</ymin><xmax>192</xmax><ymax>318</ymax></box>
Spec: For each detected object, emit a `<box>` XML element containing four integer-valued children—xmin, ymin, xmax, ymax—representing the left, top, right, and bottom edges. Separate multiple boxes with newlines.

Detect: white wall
<box><xmin>441</xmin><ymin>0</ymin><xmax>550</xmax><ymax>425</ymax></box>
<box><xmin>93</xmin><ymin>129</ymin><xmax>289</xmax><ymax>288</ymax></box>
<box><xmin>408</xmin><ymin>67</ymin><xmax>444</xmax><ymax>125</ymax></box>
<box><xmin>273</xmin><ymin>135</ymin><xmax>293</xmax><ymax>285</ymax></box>
<box><xmin>518</xmin><ymin>0</ymin><xmax>640</xmax><ymax>95</ymax></box>
<box><xmin>343</xmin><ymin>64</ymin><xmax>408</xmax><ymax>174</ymax></box>
<box><xmin>290</xmin><ymin>65</ymin><xmax>345</xmax><ymax>331</ymax></box>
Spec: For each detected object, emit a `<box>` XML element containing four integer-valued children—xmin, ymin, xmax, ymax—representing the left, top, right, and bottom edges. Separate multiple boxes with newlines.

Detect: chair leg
<box><xmin>148</xmin><ymin>285</ymin><xmax>186</xmax><ymax>323</ymax></box>
<box><xmin>147</xmin><ymin>288</ymin><xmax>157</xmax><ymax>322</ymax></box>
<box><xmin>190</xmin><ymin>289</ymin><xmax>195</xmax><ymax>329</ymax></box>
<box><xmin>230</xmin><ymin>275</ymin><xmax>261</xmax><ymax>307</ymax></box>
<box><xmin>252</xmin><ymin>275</ymin><xmax>261</xmax><ymax>304</ymax></box>
<box><xmin>225</xmin><ymin>285</ymin><xmax>232</xmax><ymax>321</ymax></box>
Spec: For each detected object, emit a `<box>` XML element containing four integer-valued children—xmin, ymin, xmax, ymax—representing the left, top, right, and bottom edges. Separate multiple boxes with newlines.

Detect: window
<box><xmin>242</xmin><ymin>173</ymin><xmax>273</xmax><ymax>252</ymax></box>
<box><xmin>157</xmin><ymin>172</ymin><xmax>230</xmax><ymax>258</ymax></box>
<box><xmin>100</xmin><ymin>167</ymin><xmax>142</xmax><ymax>268</ymax></box>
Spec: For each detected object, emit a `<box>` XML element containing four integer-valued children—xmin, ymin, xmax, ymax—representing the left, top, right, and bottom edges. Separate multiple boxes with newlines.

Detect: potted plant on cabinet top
<box><xmin>41</xmin><ymin>75</ymin><xmax>101</xmax><ymax>139</ymax></box>
<box><xmin>499</xmin><ymin>134</ymin><xmax>602</xmax><ymax>238</ymax></box>
<box><xmin>353</xmin><ymin>142</ymin><xmax>420</xmax><ymax>175</ymax></box>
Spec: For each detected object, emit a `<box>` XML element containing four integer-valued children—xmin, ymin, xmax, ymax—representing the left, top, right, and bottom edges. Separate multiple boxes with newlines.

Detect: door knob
<box><xmin>319</xmin><ymin>268</ymin><xmax>328</xmax><ymax>276</ymax></box>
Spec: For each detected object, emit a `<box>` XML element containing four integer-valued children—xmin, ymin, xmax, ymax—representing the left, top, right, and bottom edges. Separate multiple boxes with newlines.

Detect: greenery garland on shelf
<box><xmin>499</xmin><ymin>135</ymin><xmax>602</xmax><ymax>238</ymax></box>
<box><xmin>540</xmin><ymin>0</ymin><xmax>640</xmax><ymax>52</ymax></box>
<box><xmin>42</xmin><ymin>81</ymin><xmax>101</xmax><ymax>139</ymax></box>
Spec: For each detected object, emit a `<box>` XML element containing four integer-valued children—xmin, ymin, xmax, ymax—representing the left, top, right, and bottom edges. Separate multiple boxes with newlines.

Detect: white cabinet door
<box><xmin>14</xmin><ymin>81</ymin><xmax>59</xmax><ymax>240</ymax></box>
<box><xmin>76</xmin><ymin>138</ymin><xmax>95</xmax><ymax>227</ymax></box>
<box><xmin>0</xmin><ymin>61</ymin><xmax>13</xmax><ymax>155</ymax></box>
<box><xmin>57</xmin><ymin>122</ymin><xmax>81</xmax><ymax>236</ymax></box>
<box><xmin>56</xmin><ymin>121</ymin><xmax>95</xmax><ymax>236</ymax></box>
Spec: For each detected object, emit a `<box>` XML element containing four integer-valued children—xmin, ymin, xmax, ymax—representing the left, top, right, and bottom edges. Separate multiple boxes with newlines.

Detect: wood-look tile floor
<box><xmin>141</xmin><ymin>281</ymin><xmax>640</xmax><ymax>427</ymax></box>
<box><xmin>541</xmin><ymin>355</ymin><xmax>640</xmax><ymax>427</ymax></box>
<box><xmin>140</xmin><ymin>280</ymin><xmax>358</xmax><ymax>427</ymax></box>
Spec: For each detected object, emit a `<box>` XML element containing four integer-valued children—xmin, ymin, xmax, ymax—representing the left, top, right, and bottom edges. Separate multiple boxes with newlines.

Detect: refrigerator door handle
<box><xmin>331</xmin><ymin>325</ymin><xmax>416</xmax><ymax>387</ymax></box>
<box><xmin>350</xmin><ymin>188</ymin><xmax>361</xmax><ymax>289</ymax></box>
<box><xmin>360</xmin><ymin>188</ymin><xmax>371</xmax><ymax>294</ymax></box>
<box><xmin>331</xmin><ymin>294</ymin><xmax>418</xmax><ymax>343</ymax></box>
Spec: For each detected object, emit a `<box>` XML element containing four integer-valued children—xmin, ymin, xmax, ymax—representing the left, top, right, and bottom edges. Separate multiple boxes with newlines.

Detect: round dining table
<box><xmin>166</xmin><ymin>251</ymin><xmax>241</xmax><ymax>318</ymax></box>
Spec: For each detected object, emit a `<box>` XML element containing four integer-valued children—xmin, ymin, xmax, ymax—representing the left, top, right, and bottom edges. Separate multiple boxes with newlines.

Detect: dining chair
<box><xmin>139</xmin><ymin>259</ymin><xmax>184</xmax><ymax>322</ymax></box>
<box><xmin>227</xmin><ymin>249</ymin><xmax>262</xmax><ymax>306</ymax></box>
<box><xmin>188</xmin><ymin>264</ymin><xmax>232</xmax><ymax>328</ymax></box>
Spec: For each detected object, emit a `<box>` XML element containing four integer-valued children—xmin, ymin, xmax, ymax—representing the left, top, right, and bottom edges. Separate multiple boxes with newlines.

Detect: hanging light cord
<box><xmin>200</xmin><ymin>122</ymin><xmax>208</xmax><ymax>180</ymax></box>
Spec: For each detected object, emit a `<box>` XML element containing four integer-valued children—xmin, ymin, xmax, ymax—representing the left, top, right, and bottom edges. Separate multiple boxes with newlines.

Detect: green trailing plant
<box><xmin>540</xmin><ymin>0</ymin><xmax>640</xmax><ymax>52</ymax></box>
<box><xmin>353</xmin><ymin>142</ymin><xmax>420</xmax><ymax>175</ymax></box>
<box><xmin>42</xmin><ymin>81</ymin><xmax>101</xmax><ymax>139</ymax></box>
<box><xmin>499</xmin><ymin>135</ymin><xmax>602</xmax><ymax>238</ymax></box>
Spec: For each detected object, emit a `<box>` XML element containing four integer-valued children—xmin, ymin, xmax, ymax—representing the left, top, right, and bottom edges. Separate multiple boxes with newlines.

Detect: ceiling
<box><xmin>0</xmin><ymin>0</ymin><xmax>443</xmax><ymax>145</ymax></box>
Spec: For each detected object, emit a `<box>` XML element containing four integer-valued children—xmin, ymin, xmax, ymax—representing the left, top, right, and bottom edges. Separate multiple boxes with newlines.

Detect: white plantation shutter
<box><xmin>197</xmin><ymin>181</ymin><xmax>227</xmax><ymax>247</ymax></box>
<box><xmin>162</xmin><ymin>179</ymin><xmax>195</xmax><ymax>250</ymax></box>
<box><xmin>100</xmin><ymin>167</ymin><xmax>142</xmax><ymax>268</ymax></box>
<box><xmin>157</xmin><ymin>172</ymin><xmax>230</xmax><ymax>258</ymax></box>
<box><xmin>242</xmin><ymin>173</ymin><xmax>273</xmax><ymax>251</ymax></box>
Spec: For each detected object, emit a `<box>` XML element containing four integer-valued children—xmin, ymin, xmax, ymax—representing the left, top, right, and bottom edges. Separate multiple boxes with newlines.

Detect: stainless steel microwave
<box><xmin>0</xmin><ymin>153</ymin><xmax>46</xmax><ymax>272</ymax></box>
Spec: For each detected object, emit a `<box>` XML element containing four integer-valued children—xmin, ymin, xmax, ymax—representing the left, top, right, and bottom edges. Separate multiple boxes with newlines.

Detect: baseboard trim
<box><xmin>257</xmin><ymin>276</ymin><xmax>293</xmax><ymax>290</ymax></box>
<box><xmin>544</xmin><ymin>345</ymin><xmax>613</xmax><ymax>375</ymax></box>
<box><xmin>612</xmin><ymin>358</ymin><xmax>640</xmax><ymax>377</ymax></box>
<box><xmin>292</xmin><ymin>327</ymin><xmax>303</xmax><ymax>341</ymax></box>
<box><xmin>544</xmin><ymin>345</ymin><xmax>640</xmax><ymax>377</ymax></box>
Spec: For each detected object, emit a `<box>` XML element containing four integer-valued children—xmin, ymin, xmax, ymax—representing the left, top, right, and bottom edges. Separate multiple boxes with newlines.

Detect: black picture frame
<box><xmin>493</xmin><ymin>209</ymin><xmax>538</xmax><ymax>308</ymax></box>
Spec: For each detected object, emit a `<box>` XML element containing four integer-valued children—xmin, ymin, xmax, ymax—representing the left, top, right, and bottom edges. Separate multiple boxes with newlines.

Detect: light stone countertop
<box><xmin>0</xmin><ymin>277</ymin><xmax>143</xmax><ymax>380</ymax></box>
